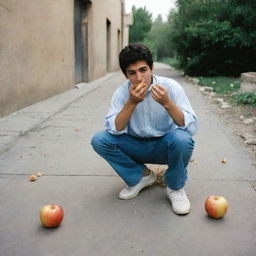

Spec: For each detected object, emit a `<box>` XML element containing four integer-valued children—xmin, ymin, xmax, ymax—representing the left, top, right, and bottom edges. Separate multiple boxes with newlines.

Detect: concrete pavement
<box><xmin>0</xmin><ymin>63</ymin><xmax>255</xmax><ymax>256</ymax></box>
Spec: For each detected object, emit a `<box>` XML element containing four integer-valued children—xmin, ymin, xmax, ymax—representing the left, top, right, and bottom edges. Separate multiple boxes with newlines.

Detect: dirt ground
<box><xmin>194</xmin><ymin>81</ymin><xmax>256</xmax><ymax>165</ymax></box>
<box><xmin>216</xmin><ymin>100</ymin><xmax>256</xmax><ymax>161</ymax></box>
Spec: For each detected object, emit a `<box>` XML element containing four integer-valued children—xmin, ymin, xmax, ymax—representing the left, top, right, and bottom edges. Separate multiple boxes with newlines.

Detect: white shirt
<box><xmin>104</xmin><ymin>75</ymin><xmax>198</xmax><ymax>137</ymax></box>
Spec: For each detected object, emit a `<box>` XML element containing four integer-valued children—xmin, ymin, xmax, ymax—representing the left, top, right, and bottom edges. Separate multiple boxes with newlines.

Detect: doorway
<box><xmin>106</xmin><ymin>19</ymin><xmax>111</xmax><ymax>72</ymax></box>
<box><xmin>74</xmin><ymin>0</ymin><xmax>90</xmax><ymax>83</ymax></box>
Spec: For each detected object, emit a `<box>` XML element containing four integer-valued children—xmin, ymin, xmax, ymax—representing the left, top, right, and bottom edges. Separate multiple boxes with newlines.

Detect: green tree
<box><xmin>146</xmin><ymin>15</ymin><xmax>174</xmax><ymax>60</ymax></box>
<box><xmin>129</xmin><ymin>6</ymin><xmax>153</xmax><ymax>43</ymax></box>
<box><xmin>168</xmin><ymin>0</ymin><xmax>256</xmax><ymax>76</ymax></box>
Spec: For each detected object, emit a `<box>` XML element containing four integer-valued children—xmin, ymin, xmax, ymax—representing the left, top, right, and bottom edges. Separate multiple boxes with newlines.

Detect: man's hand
<box><xmin>151</xmin><ymin>84</ymin><xmax>185</xmax><ymax>126</ymax></box>
<box><xmin>129</xmin><ymin>81</ymin><xmax>147</xmax><ymax>105</ymax></box>
<box><xmin>115</xmin><ymin>81</ymin><xmax>147</xmax><ymax>131</ymax></box>
<box><xmin>151</xmin><ymin>84</ymin><xmax>170</xmax><ymax>107</ymax></box>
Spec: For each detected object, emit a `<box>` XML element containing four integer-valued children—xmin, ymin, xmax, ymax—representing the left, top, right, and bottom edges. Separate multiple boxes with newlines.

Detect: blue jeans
<box><xmin>91</xmin><ymin>129</ymin><xmax>194</xmax><ymax>190</ymax></box>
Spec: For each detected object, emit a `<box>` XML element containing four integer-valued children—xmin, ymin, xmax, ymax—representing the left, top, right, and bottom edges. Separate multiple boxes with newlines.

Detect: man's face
<box><xmin>126</xmin><ymin>60</ymin><xmax>153</xmax><ymax>88</ymax></box>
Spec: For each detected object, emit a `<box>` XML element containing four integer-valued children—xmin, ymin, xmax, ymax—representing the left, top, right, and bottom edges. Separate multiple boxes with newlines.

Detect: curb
<box><xmin>0</xmin><ymin>72</ymin><xmax>119</xmax><ymax>155</ymax></box>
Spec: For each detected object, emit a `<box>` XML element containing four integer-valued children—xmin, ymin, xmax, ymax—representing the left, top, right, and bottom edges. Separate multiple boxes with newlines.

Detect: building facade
<box><xmin>0</xmin><ymin>0</ymin><xmax>132</xmax><ymax>117</ymax></box>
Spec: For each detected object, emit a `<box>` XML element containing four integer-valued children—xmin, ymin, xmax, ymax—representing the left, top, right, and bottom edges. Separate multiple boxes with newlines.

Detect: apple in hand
<box><xmin>205</xmin><ymin>195</ymin><xmax>228</xmax><ymax>219</ymax></box>
<box><xmin>40</xmin><ymin>204</ymin><xmax>64</xmax><ymax>228</ymax></box>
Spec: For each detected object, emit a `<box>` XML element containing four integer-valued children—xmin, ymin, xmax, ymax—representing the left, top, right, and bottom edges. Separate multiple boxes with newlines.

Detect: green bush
<box><xmin>146</xmin><ymin>16</ymin><xmax>174</xmax><ymax>60</ymax></box>
<box><xmin>232</xmin><ymin>93</ymin><xmax>256</xmax><ymax>105</ymax></box>
<box><xmin>129</xmin><ymin>6</ymin><xmax>153</xmax><ymax>44</ymax></box>
<box><xmin>168</xmin><ymin>0</ymin><xmax>256</xmax><ymax>76</ymax></box>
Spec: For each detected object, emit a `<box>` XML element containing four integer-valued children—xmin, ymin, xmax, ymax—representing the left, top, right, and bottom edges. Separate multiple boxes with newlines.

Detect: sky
<box><xmin>124</xmin><ymin>0</ymin><xmax>177</xmax><ymax>21</ymax></box>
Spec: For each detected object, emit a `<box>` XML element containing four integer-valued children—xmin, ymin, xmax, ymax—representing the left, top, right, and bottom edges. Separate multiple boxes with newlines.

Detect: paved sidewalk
<box><xmin>0</xmin><ymin>72</ymin><xmax>118</xmax><ymax>155</ymax></box>
<box><xmin>0</xmin><ymin>63</ymin><xmax>255</xmax><ymax>256</ymax></box>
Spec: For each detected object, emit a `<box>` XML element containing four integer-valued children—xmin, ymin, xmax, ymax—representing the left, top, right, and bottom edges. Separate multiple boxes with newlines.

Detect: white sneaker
<box><xmin>119</xmin><ymin>171</ymin><xmax>156</xmax><ymax>200</ymax></box>
<box><xmin>166</xmin><ymin>187</ymin><xmax>190</xmax><ymax>215</ymax></box>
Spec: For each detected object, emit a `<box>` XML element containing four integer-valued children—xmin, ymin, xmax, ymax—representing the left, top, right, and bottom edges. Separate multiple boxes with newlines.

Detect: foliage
<box><xmin>139</xmin><ymin>37</ymin><xmax>158</xmax><ymax>61</ymax></box>
<box><xmin>128</xmin><ymin>1</ymin><xmax>256</xmax><ymax>76</ymax></box>
<box><xmin>129</xmin><ymin>6</ymin><xmax>153</xmax><ymax>43</ymax></box>
<box><xmin>145</xmin><ymin>15</ymin><xmax>174</xmax><ymax>60</ymax></box>
<box><xmin>231</xmin><ymin>93</ymin><xmax>256</xmax><ymax>106</ymax></box>
<box><xmin>129</xmin><ymin>7</ymin><xmax>175</xmax><ymax>61</ymax></box>
<box><xmin>197</xmin><ymin>76</ymin><xmax>240</xmax><ymax>94</ymax></box>
<box><xmin>168</xmin><ymin>0</ymin><xmax>256</xmax><ymax>76</ymax></box>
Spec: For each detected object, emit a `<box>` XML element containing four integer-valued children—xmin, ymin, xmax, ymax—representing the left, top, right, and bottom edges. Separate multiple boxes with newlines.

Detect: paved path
<box><xmin>0</xmin><ymin>63</ymin><xmax>255</xmax><ymax>256</ymax></box>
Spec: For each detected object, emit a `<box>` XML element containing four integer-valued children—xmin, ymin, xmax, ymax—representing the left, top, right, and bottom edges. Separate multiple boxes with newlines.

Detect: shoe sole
<box><xmin>166</xmin><ymin>192</ymin><xmax>190</xmax><ymax>215</ymax></box>
<box><xmin>171</xmin><ymin>207</ymin><xmax>190</xmax><ymax>215</ymax></box>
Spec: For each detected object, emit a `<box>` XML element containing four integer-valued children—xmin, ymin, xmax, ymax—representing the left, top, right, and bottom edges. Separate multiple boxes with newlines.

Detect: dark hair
<box><xmin>119</xmin><ymin>43</ymin><xmax>153</xmax><ymax>76</ymax></box>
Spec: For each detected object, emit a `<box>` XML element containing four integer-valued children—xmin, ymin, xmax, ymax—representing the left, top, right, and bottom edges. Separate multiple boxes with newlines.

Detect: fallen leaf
<box><xmin>221</xmin><ymin>158</ymin><xmax>227</xmax><ymax>163</ymax></box>
<box><xmin>29</xmin><ymin>175</ymin><xmax>37</xmax><ymax>181</ymax></box>
<box><xmin>190</xmin><ymin>159</ymin><xmax>199</xmax><ymax>164</ymax></box>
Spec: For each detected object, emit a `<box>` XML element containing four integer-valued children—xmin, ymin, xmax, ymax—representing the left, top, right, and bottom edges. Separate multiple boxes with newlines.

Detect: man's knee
<box><xmin>168</xmin><ymin>129</ymin><xmax>194</xmax><ymax>151</ymax></box>
<box><xmin>91</xmin><ymin>130</ymin><xmax>109</xmax><ymax>152</ymax></box>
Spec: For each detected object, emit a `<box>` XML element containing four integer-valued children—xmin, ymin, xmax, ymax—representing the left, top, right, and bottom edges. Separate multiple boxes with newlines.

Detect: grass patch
<box><xmin>196</xmin><ymin>76</ymin><xmax>240</xmax><ymax>94</ymax></box>
<box><xmin>231</xmin><ymin>93</ymin><xmax>256</xmax><ymax>106</ymax></box>
<box><xmin>159</xmin><ymin>60</ymin><xmax>255</xmax><ymax>107</ymax></box>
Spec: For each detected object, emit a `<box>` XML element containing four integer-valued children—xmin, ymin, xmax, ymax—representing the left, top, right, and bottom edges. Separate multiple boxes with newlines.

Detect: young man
<box><xmin>91</xmin><ymin>44</ymin><xmax>198</xmax><ymax>215</ymax></box>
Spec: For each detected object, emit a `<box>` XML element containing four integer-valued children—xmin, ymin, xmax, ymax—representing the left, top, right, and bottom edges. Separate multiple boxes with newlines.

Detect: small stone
<box><xmin>243</xmin><ymin>118</ymin><xmax>254</xmax><ymax>125</ymax></box>
<box><xmin>208</xmin><ymin>92</ymin><xmax>216</xmax><ymax>99</ymax></box>
<box><xmin>204</xmin><ymin>86</ymin><xmax>214</xmax><ymax>92</ymax></box>
<box><xmin>221</xmin><ymin>102</ymin><xmax>231</xmax><ymax>109</ymax></box>
<box><xmin>36</xmin><ymin>172</ymin><xmax>43</xmax><ymax>177</ymax></box>
<box><xmin>191</xmin><ymin>78</ymin><xmax>199</xmax><ymax>84</ymax></box>
<box><xmin>238</xmin><ymin>133</ymin><xmax>255</xmax><ymax>140</ymax></box>
<box><xmin>213</xmin><ymin>98</ymin><xmax>224</xmax><ymax>104</ymax></box>
<box><xmin>199</xmin><ymin>86</ymin><xmax>214</xmax><ymax>94</ymax></box>
<box><xmin>244</xmin><ymin>139</ymin><xmax>256</xmax><ymax>145</ymax></box>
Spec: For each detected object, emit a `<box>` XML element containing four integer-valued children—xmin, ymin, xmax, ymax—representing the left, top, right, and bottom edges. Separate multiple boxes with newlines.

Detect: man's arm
<box><xmin>115</xmin><ymin>82</ymin><xmax>147</xmax><ymax>131</ymax></box>
<box><xmin>151</xmin><ymin>84</ymin><xmax>185</xmax><ymax>126</ymax></box>
<box><xmin>163</xmin><ymin>100</ymin><xmax>185</xmax><ymax>127</ymax></box>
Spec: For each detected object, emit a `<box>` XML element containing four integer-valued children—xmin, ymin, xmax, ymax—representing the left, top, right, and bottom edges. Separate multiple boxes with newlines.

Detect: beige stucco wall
<box><xmin>0</xmin><ymin>0</ymin><xmax>75</xmax><ymax>117</ymax></box>
<box><xmin>123</xmin><ymin>13</ymin><xmax>133</xmax><ymax>49</ymax></box>
<box><xmin>89</xmin><ymin>0</ymin><xmax>123</xmax><ymax>80</ymax></box>
<box><xmin>0</xmin><ymin>0</ymin><xmax>130</xmax><ymax>117</ymax></box>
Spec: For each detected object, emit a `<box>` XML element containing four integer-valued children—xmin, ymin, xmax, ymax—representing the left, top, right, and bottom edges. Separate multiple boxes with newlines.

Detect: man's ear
<box><xmin>151</xmin><ymin>64</ymin><xmax>154</xmax><ymax>72</ymax></box>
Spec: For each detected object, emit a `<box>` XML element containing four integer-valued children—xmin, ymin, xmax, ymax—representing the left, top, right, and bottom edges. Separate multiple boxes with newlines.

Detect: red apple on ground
<box><xmin>205</xmin><ymin>195</ymin><xmax>228</xmax><ymax>219</ymax></box>
<box><xmin>40</xmin><ymin>204</ymin><xmax>64</xmax><ymax>228</ymax></box>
